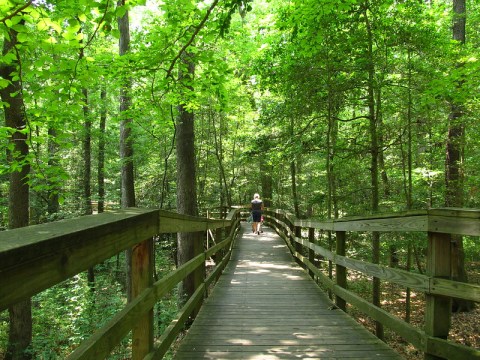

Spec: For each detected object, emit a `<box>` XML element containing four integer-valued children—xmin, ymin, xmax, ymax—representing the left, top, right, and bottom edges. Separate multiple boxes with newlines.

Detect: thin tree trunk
<box><xmin>405</xmin><ymin>48</ymin><xmax>413</xmax><ymax>322</ymax></box>
<box><xmin>212</xmin><ymin>111</ymin><xmax>232</xmax><ymax>207</ymax></box>
<box><xmin>325</xmin><ymin>56</ymin><xmax>339</xmax><ymax>300</ymax></box>
<box><xmin>47</xmin><ymin>127</ymin><xmax>60</xmax><ymax>215</ymax></box>
<box><xmin>79</xmin><ymin>36</ymin><xmax>94</xmax><ymax>287</ymax></box>
<box><xmin>290</xmin><ymin>160</ymin><xmax>300</xmax><ymax>218</ymax></box>
<box><xmin>1</xmin><ymin>23</ymin><xmax>32</xmax><ymax>360</ymax></box>
<box><xmin>98</xmin><ymin>85</ymin><xmax>107</xmax><ymax>214</ymax></box>
<box><xmin>289</xmin><ymin>118</ymin><xmax>300</xmax><ymax>218</ymax></box>
<box><xmin>363</xmin><ymin>1</ymin><xmax>384</xmax><ymax>340</ymax></box>
<box><xmin>176</xmin><ymin>51</ymin><xmax>203</xmax><ymax>315</ymax></box>
<box><xmin>260</xmin><ymin>160</ymin><xmax>273</xmax><ymax>208</ymax></box>
<box><xmin>118</xmin><ymin>0</ymin><xmax>135</xmax><ymax>303</ymax></box>
<box><xmin>447</xmin><ymin>0</ymin><xmax>473</xmax><ymax>312</ymax></box>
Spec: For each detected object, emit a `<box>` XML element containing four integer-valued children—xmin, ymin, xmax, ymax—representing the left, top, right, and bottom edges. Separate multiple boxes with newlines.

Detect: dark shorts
<box><xmin>252</xmin><ymin>210</ymin><xmax>262</xmax><ymax>222</ymax></box>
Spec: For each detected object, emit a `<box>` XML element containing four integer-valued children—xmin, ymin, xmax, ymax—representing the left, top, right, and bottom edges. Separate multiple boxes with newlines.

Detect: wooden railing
<box><xmin>264</xmin><ymin>208</ymin><xmax>480</xmax><ymax>360</ymax></box>
<box><xmin>0</xmin><ymin>207</ymin><xmax>242</xmax><ymax>359</ymax></box>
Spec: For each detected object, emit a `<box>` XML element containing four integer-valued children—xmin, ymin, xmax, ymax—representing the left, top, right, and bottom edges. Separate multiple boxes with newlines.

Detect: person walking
<box><xmin>251</xmin><ymin>193</ymin><xmax>264</xmax><ymax>234</ymax></box>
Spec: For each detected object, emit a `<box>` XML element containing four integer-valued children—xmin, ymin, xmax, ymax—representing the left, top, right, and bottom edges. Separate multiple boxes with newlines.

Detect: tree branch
<box><xmin>165</xmin><ymin>0</ymin><xmax>220</xmax><ymax>79</ymax></box>
<box><xmin>0</xmin><ymin>1</ymin><xmax>32</xmax><ymax>24</ymax></box>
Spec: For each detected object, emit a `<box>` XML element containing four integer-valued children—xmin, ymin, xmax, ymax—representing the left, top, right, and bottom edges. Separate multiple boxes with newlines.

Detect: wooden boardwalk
<box><xmin>174</xmin><ymin>223</ymin><xmax>403</xmax><ymax>359</ymax></box>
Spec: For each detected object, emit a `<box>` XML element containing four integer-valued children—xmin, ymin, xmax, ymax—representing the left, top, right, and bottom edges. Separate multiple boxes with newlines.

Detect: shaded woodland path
<box><xmin>174</xmin><ymin>222</ymin><xmax>402</xmax><ymax>359</ymax></box>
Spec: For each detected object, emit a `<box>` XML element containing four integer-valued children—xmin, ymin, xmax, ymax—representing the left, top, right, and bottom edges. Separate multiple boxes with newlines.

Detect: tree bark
<box><xmin>0</xmin><ymin>23</ymin><xmax>32</xmax><ymax>360</ymax></box>
<box><xmin>98</xmin><ymin>85</ymin><xmax>107</xmax><ymax>214</ymax></box>
<box><xmin>82</xmin><ymin>87</ymin><xmax>92</xmax><ymax>216</ymax></box>
<box><xmin>446</xmin><ymin>0</ymin><xmax>473</xmax><ymax>312</ymax></box>
<box><xmin>118</xmin><ymin>0</ymin><xmax>135</xmax><ymax>303</ymax></box>
<box><xmin>176</xmin><ymin>52</ymin><xmax>203</xmax><ymax>314</ymax></box>
<box><xmin>47</xmin><ymin>127</ymin><xmax>59</xmax><ymax>215</ymax></box>
<box><xmin>260</xmin><ymin>160</ymin><xmax>273</xmax><ymax>208</ymax></box>
<box><xmin>212</xmin><ymin>111</ymin><xmax>232</xmax><ymax>207</ymax></box>
<box><xmin>290</xmin><ymin>160</ymin><xmax>300</xmax><ymax>218</ymax></box>
<box><xmin>363</xmin><ymin>0</ymin><xmax>384</xmax><ymax>340</ymax></box>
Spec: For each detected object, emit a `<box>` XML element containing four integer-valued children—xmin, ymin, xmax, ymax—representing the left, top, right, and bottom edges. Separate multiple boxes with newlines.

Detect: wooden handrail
<box><xmin>264</xmin><ymin>208</ymin><xmax>480</xmax><ymax>360</ymax></box>
<box><xmin>0</xmin><ymin>207</ymin><xmax>242</xmax><ymax>359</ymax></box>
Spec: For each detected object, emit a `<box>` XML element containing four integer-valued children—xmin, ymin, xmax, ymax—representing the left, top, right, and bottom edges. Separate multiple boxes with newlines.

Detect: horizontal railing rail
<box><xmin>0</xmin><ymin>207</ymin><xmax>242</xmax><ymax>359</ymax></box>
<box><xmin>264</xmin><ymin>207</ymin><xmax>480</xmax><ymax>360</ymax></box>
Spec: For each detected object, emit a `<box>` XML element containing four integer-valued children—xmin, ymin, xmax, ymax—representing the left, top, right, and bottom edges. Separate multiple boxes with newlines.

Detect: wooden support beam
<box><xmin>308</xmin><ymin>227</ymin><xmax>315</xmax><ymax>280</ymax></box>
<box><xmin>424</xmin><ymin>231</ymin><xmax>452</xmax><ymax>360</ymax></box>
<box><xmin>335</xmin><ymin>231</ymin><xmax>347</xmax><ymax>311</ymax></box>
<box><xmin>131</xmin><ymin>238</ymin><xmax>154</xmax><ymax>359</ymax></box>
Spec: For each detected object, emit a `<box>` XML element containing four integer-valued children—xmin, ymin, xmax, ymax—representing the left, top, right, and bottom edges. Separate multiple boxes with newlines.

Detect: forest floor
<box><xmin>348</xmin><ymin>261</ymin><xmax>480</xmax><ymax>359</ymax></box>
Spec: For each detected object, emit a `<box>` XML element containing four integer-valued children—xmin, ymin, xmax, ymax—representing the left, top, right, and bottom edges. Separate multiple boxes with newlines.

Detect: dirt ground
<box><xmin>348</xmin><ymin>262</ymin><xmax>480</xmax><ymax>359</ymax></box>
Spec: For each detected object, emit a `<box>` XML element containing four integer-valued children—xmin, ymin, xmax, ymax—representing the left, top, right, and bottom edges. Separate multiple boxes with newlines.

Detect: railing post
<box><xmin>293</xmin><ymin>222</ymin><xmax>304</xmax><ymax>269</ymax></box>
<box><xmin>308</xmin><ymin>227</ymin><xmax>315</xmax><ymax>280</ymax></box>
<box><xmin>131</xmin><ymin>238</ymin><xmax>154</xmax><ymax>359</ymax></box>
<box><xmin>214</xmin><ymin>226</ymin><xmax>222</xmax><ymax>262</ymax></box>
<box><xmin>424</xmin><ymin>231</ymin><xmax>452</xmax><ymax>360</ymax></box>
<box><xmin>335</xmin><ymin>231</ymin><xmax>347</xmax><ymax>311</ymax></box>
<box><xmin>193</xmin><ymin>231</ymin><xmax>205</xmax><ymax>317</ymax></box>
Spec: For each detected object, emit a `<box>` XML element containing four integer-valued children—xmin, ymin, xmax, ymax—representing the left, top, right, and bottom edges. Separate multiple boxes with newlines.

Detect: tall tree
<box><xmin>175</xmin><ymin>50</ymin><xmax>203</xmax><ymax>308</ymax></box>
<box><xmin>362</xmin><ymin>0</ymin><xmax>384</xmax><ymax>340</ymax></box>
<box><xmin>0</xmin><ymin>23</ymin><xmax>32</xmax><ymax>360</ymax></box>
<box><xmin>98</xmin><ymin>84</ymin><xmax>107</xmax><ymax>214</ymax></box>
<box><xmin>446</xmin><ymin>0</ymin><xmax>473</xmax><ymax>312</ymax></box>
<box><xmin>47</xmin><ymin>127</ymin><xmax>60</xmax><ymax>215</ymax></box>
<box><xmin>117</xmin><ymin>0</ymin><xmax>136</xmax><ymax>303</ymax></box>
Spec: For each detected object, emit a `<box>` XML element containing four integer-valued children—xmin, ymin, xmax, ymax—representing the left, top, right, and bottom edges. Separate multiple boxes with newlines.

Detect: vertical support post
<box><xmin>294</xmin><ymin>224</ymin><xmax>304</xmax><ymax>269</ymax></box>
<box><xmin>131</xmin><ymin>238</ymin><xmax>154</xmax><ymax>360</ymax></box>
<box><xmin>215</xmin><ymin>226</ymin><xmax>222</xmax><ymax>259</ymax></box>
<box><xmin>192</xmin><ymin>231</ymin><xmax>205</xmax><ymax>318</ymax></box>
<box><xmin>425</xmin><ymin>232</ymin><xmax>452</xmax><ymax>360</ymax></box>
<box><xmin>308</xmin><ymin>227</ymin><xmax>315</xmax><ymax>280</ymax></box>
<box><xmin>335</xmin><ymin>231</ymin><xmax>347</xmax><ymax>311</ymax></box>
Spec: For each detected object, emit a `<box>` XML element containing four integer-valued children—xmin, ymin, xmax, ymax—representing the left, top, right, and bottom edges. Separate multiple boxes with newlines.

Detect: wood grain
<box><xmin>174</xmin><ymin>223</ymin><xmax>402</xmax><ymax>360</ymax></box>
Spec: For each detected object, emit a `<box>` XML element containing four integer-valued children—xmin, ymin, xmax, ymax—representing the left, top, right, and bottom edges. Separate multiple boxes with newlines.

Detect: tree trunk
<box><xmin>290</xmin><ymin>160</ymin><xmax>300</xmax><ymax>218</ymax></box>
<box><xmin>1</xmin><ymin>23</ymin><xmax>32</xmax><ymax>360</ymax></box>
<box><xmin>176</xmin><ymin>52</ymin><xmax>203</xmax><ymax>314</ymax></box>
<box><xmin>81</xmin><ymin>81</ymin><xmax>94</xmax><ymax>289</ymax></box>
<box><xmin>47</xmin><ymin>127</ymin><xmax>60</xmax><ymax>215</ymax></box>
<box><xmin>260</xmin><ymin>160</ymin><xmax>273</xmax><ymax>208</ymax></box>
<box><xmin>82</xmin><ymin>87</ymin><xmax>92</xmax><ymax>216</ymax></box>
<box><xmin>98</xmin><ymin>85</ymin><xmax>107</xmax><ymax>214</ymax></box>
<box><xmin>447</xmin><ymin>0</ymin><xmax>473</xmax><ymax>313</ymax></box>
<box><xmin>212</xmin><ymin>111</ymin><xmax>232</xmax><ymax>207</ymax></box>
<box><xmin>363</xmin><ymin>1</ymin><xmax>384</xmax><ymax>340</ymax></box>
<box><xmin>118</xmin><ymin>0</ymin><xmax>135</xmax><ymax>303</ymax></box>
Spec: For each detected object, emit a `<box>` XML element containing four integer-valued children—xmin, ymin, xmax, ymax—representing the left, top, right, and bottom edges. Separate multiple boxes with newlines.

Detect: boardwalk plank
<box><xmin>174</xmin><ymin>223</ymin><xmax>403</xmax><ymax>360</ymax></box>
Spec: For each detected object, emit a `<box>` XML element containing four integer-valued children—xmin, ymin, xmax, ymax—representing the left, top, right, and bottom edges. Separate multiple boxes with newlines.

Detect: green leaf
<box><xmin>17</xmin><ymin>32</ymin><xmax>29</xmax><ymax>43</ymax></box>
<box><xmin>0</xmin><ymin>78</ymin><xmax>10</xmax><ymax>89</ymax></box>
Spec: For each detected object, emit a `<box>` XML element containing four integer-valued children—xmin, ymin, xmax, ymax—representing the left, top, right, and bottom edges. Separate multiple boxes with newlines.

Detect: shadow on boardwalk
<box><xmin>174</xmin><ymin>222</ymin><xmax>403</xmax><ymax>359</ymax></box>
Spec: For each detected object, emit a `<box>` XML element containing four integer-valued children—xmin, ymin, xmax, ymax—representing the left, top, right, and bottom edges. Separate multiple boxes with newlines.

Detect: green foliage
<box><xmin>1</xmin><ymin>0</ymin><xmax>480</xmax><ymax>354</ymax></box>
<box><xmin>0</xmin><ymin>244</ymin><xmax>177</xmax><ymax>358</ymax></box>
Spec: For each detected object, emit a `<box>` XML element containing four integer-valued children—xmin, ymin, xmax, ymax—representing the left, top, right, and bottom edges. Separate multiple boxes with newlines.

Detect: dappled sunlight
<box><xmin>238</xmin><ymin>261</ymin><xmax>294</xmax><ymax>270</ymax></box>
<box><xmin>174</xmin><ymin>222</ymin><xmax>401</xmax><ymax>359</ymax></box>
<box><xmin>227</xmin><ymin>338</ymin><xmax>254</xmax><ymax>345</ymax></box>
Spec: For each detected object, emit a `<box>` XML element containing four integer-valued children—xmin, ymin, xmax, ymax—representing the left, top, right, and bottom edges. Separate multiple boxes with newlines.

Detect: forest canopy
<box><xmin>1</xmin><ymin>0</ymin><xmax>480</xmax><ymax>359</ymax></box>
<box><xmin>0</xmin><ymin>0</ymin><xmax>479</xmax><ymax>222</ymax></box>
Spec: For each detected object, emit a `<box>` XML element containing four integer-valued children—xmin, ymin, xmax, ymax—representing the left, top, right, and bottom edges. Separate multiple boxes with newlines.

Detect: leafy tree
<box><xmin>1</xmin><ymin>18</ymin><xmax>32</xmax><ymax>360</ymax></box>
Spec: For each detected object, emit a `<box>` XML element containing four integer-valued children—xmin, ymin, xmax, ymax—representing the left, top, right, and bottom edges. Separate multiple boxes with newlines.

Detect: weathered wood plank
<box><xmin>68</xmin><ymin>253</ymin><xmax>205</xmax><ymax>360</ymax></box>
<box><xmin>157</xmin><ymin>209</ymin><xmax>231</xmax><ymax>233</ymax></box>
<box><xmin>0</xmin><ymin>208</ymin><xmax>159</xmax><ymax>311</ymax></box>
<box><xmin>333</xmin><ymin>214</ymin><xmax>428</xmax><ymax>232</ymax></box>
<box><xmin>428</xmin><ymin>214</ymin><xmax>480</xmax><ymax>236</ymax></box>
<box><xmin>0</xmin><ymin>208</ymin><xmax>235</xmax><ymax>311</ymax></box>
<box><xmin>295</xmin><ymin>235</ymin><xmax>480</xmax><ymax>301</ymax></box>
<box><xmin>174</xmin><ymin>223</ymin><xmax>402</xmax><ymax>360</ymax></box>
